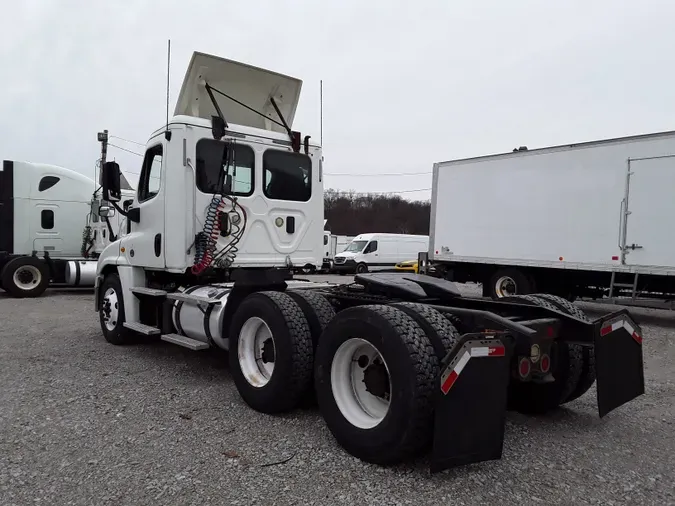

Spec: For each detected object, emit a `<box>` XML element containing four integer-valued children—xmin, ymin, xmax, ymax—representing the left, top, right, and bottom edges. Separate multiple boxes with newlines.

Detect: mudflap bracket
<box><xmin>430</xmin><ymin>333</ymin><xmax>513</xmax><ymax>473</ymax></box>
<box><xmin>594</xmin><ymin>309</ymin><xmax>645</xmax><ymax>418</ymax></box>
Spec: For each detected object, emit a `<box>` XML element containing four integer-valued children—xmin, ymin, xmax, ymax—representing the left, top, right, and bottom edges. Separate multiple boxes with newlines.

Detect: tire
<box><xmin>314</xmin><ymin>305</ymin><xmax>438</xmax><ymax>465</ymax></box>
<box><xmin>286</xmin><ymin>290</ymin><xmax>336</xmax><ymax>351</ymax></box>
<box><xmin>0</xmin><ymin>256</ymin><xmax>50</xmax><ymax>298</ymax></box>
<box><xmin>355</xmin><ymin>263</ymin><xmax>368</xmax><ymax>274</ymax></box>
<box><xmin>502</xmin><ymin>294</ymin><xmax>583</xmax><ymax>414</ymax></box>
<box><xmin>530</xmin><ymin>293</ymin><xmax>595</xmax><ymax>403</ymax></box>
<box><xmin>229</xmin><ymin>291</ymin><xmax>313</xmax><ymax>414</ymax></box>
<box><xmin>99</xmin><ymin>273</ymin><xmax>134</xmax><ymax>345</ymax></box>
<box><xmin>488</xmin><ymin>268</ymin><xmax>533</xmax><ymax>299</ymax></box>
<box><xmin>390</xmin><ymin>302</ymin><xmax>460</xmax><ymax>360</ymax></box>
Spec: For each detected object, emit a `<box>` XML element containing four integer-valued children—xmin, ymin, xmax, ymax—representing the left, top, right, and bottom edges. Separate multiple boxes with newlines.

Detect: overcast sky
<box><xmin>2</xmin><ymin>0</ymin><xmax>674</xmax><ymax>201</ymax></box>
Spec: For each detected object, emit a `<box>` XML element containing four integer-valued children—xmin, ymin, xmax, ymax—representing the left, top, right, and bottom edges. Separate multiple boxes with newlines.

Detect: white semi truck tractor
<box><xmin>0</xmin><ymin>159</ymin><xmax>131</xmax><ymax>297</ymax></box>
<box><xmin>94</xmin><ymin>51</ymin><xmax>646</xmax><ymax>472</ymax></box>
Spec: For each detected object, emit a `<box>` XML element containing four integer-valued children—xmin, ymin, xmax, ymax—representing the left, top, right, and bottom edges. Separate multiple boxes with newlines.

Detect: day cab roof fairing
<box><xmin>173</xmin><ymin>51</ymin><xmax>303</xmax><ymax>135</ymax></box>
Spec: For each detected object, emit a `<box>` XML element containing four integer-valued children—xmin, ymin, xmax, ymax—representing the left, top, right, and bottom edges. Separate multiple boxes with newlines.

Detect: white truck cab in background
<box><xmin>332</xmin><ymin>233</ymin><xmax>429</xmax><ymax>274</ymax></box>
<box><xmin>0</xmin><ymin>160</ymin><xmax>131</xmax><ymax>297</ymax></box>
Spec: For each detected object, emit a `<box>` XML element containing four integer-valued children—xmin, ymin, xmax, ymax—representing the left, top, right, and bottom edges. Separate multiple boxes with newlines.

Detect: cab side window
<box><xmin>364</xmin><ymin>241</ymin><xmax>378</xmax><ymax>254</ymax></box>
<box><xmin>138</xmin><ymin>144</ymin><xmax>163</xmax><ymax>202</ymax></box>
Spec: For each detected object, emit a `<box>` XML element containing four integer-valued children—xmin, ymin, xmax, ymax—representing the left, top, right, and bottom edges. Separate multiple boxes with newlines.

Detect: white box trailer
<box><xmin>428</xmin><ymin>130</ymin><xmax>675</xmax><ymax>307</ymax></box>
<box><xmin>0</xmin><ymin>159</ymin><xmax>131</xmax><ymax>297</ymax></box>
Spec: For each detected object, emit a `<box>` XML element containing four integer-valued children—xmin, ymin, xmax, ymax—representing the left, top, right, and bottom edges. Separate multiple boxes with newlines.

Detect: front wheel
<box><xmin>355</xmin><ymin>263</ymin><xmax>368</xmax><ymax>274</ymax></box>
<box><xmin>99</xmin><ymin>273</ymin><xmax>133</xmax><ymax>345</ymax></box>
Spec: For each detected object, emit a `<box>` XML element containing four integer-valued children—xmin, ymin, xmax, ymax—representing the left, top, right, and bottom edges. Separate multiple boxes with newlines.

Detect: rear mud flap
<box><xmin>594</xmin><ymin>310</ymin><xmax>645</xmax><ymax>418</ymax></box>
<box><xmin>430</xmin><ymin>335</ymin><xmax>512</xmax><ymax>473</ymax></box>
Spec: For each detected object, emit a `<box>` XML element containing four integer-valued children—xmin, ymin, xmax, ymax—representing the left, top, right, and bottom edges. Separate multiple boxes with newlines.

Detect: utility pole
<box><xmin>97</xmin><ymin>129</ymin><xmax>109</xmax><ymax>201</ymax></box>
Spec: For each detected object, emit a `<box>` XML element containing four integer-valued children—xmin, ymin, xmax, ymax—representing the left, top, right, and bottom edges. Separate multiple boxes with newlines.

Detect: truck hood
<box><xmin>335</xmin><ymin>252</ymin><xmax>356</xmax><ymax>259</ymax></box>
<box><xmin>174</xmin><ymin>51</ymin><xmax>302</xmax><ymax>134</ymax></box>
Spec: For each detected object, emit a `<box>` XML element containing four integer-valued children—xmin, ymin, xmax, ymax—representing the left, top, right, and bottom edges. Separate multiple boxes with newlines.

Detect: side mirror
<box><xmin>99</xmin><ymin>205</ymin><xmax>115</xmax><ymax>218</ymax></box>
<box><xmin>101</xmin><ymin>161</ymin><xmax>122</xmax><ymax>202</ymax></box>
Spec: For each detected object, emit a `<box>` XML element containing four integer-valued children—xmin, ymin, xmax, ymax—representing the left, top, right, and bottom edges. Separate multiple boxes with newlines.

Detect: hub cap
<box><xmin>495</xmin><ymin>276</ymin><xmax>517</xmax><ymax>298</ymax></box>
<box><xmin>101</xmin><ymin>287</ymin><xmax>119</xmax><ymax>331</ymax></box>
<box><xmin>238</xmin><ymin>317</ymin><xmax>276</xmax><ymax>388</ymax></box>
<box><xmin>331</xmin><ymin>338</ymin><xmax>391</xmax><ymax>429</ymax></box>
<box><xmin>12</xmin><ymin>265</ymin><xmax>41</xmax><ymax>291</ymax></box>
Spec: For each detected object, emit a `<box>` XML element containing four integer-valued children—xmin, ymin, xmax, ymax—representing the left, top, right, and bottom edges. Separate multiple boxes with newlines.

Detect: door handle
<box><xmin>617</xmin><ymin>199</ymin><xmax>625</xmax><ymax>249</ymax></box>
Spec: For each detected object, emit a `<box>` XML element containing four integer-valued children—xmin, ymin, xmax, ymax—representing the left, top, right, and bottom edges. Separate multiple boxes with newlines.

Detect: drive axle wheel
<box><xmin>503</xmin><ymin>294</ymin><xmax>583</xmax><ymax>414</ymax></box>
<box><xmin>229</xmin><ymin>291</ymin><xmax>313</xmax><ymax>414</ymax></box>
<box><xmin>332</xmin><ymin>338</ymin><xmax>391</xmax><ymax>429</ymax></box>
<box><xmin>531</xmin><ymin>293</ymin><xmax>595</xmax><ymax>403</ymax></box>
<box><xmin>314</xmin><ymin>305</ymin><xmax>438</xmax><ymax>465</ymax></box>
<box><xmin>1</xmin><ymin>257</ymin><xmax>49</xmax><ymax>298</ymax></box>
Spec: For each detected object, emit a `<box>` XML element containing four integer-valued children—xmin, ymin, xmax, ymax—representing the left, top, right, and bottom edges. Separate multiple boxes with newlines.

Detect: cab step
<box><xmin>123</xmin><ymin>321</ymin><xmax>161</xmax><ymax>336</ymax></box>
<box><xmin>131</xmin><ymin>287</ymin><xmax>167</xmax><ymax>297</ymax></box>
<box><xmin>161</xmin><ymin>333</ymin><xmax>210</xmax><ymax>350</ymax></box>
<box><xmin>166</xmin><ymin>292</ymin><xmax>223</xmax><ymax>306</ymax></box>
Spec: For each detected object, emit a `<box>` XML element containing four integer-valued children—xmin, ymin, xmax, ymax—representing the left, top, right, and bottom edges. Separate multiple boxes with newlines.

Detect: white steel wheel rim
<box><xmin>238</xmin><ymin>317</ymin><xmax>276</xmax><ymax>388</ymax></box>
<box><xmin>13</xmin><ymin>265</ymin><xmax>41</xmax><ymax>291</ymax></box>
<box><xmin>495</xmin><ymin>276</ymin><xmax>517</xmax><ymax>298</ymax></box>
<box><xmin>102</xmin><ymin>287</ymin><xmax>120</xmax><ymax>331</ymax></box>
<box><xmin>331</xmin><ymin>338</ymin><xmax>391</xmax><ymax>430</ymax></box>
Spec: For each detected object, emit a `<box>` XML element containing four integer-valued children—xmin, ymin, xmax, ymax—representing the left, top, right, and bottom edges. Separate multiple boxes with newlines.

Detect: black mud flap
<box><xmin>594</xmin><ymin>310</ymin><xmax>645</xmax><ymax>418</ymax></box>
<box><xmin>430</xmin><ymin>334</ymin><xmax>513</xmax><ymax>473</ymax></box>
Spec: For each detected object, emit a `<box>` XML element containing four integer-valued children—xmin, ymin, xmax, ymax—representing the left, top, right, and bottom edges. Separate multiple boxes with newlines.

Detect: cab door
<box><xmin>124</xmin><ymin>141</ymin><xmax>165</xmax><ymax>269</ymax></box>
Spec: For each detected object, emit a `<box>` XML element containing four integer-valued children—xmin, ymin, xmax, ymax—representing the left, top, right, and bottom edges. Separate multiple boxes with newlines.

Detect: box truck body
<box><xmin>429</xmin><ymin>130</ymin><xmax>675</xmax><ymax>307</ymax></box>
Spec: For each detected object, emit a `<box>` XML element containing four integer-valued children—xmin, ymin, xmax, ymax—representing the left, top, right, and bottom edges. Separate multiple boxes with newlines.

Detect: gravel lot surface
<box><xmin>1</xmin><ymin>277</ymin><xmax>674</xmax><ymax>505</ymax></box>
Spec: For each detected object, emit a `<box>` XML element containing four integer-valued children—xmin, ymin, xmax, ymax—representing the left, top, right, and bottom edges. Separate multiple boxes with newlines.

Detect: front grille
<box><xmin>334</xmin><ymin>257</ymin><xmax>346</xmax><ymax>264</ymax></box>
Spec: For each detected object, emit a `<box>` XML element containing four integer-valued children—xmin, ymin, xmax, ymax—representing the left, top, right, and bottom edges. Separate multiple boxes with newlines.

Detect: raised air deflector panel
<box><xmin>174</xmin><ymin>52</ymin><xmax>302</xmax><ymax>133</ymax></box>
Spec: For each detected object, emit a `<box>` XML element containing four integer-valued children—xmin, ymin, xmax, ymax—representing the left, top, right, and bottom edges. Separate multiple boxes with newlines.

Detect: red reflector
<box><xmin>488</xmin><ymin>346</ymin><xmax>505</xmax><ymax>357</ymax></box>
<box><xmin>435</xmin><ymin>250</ymin><xmax>439</xmax><ymax>254</ymax></box>
<box><xmin>612</xmin><ymin>256</ymin><xmax>619</xmax><ymax>261</ymax></box>
<box><xmin>540</xmin><ymin>354</ymin><xmax>551</xmax><ymax>373</ymax></box>
<box><xmin>546</xmin><ymin>326</ymin><xmax>554</xmax><ymax>337</ymax></box>
<box><xmin>600</xmin><ymin>325</ymin><xmax>612</xmax><ymax>336</ymax></box>
<box><xmin>632</xmin><ymin>332</ymin><xmax>643</xmax><ymax>345</ymax></box>
<box><xmin>441</xmin><ymin>370</ymin><xmax>458</xmax><ymax>394</ymax></box>
<box><xmin>518</xmin><ymin>357</ymin><xmax>531</xmax><ymax>378</ymax></box>
<box><xmin>559</xmin><ymin>256</ymin><xmax>564</xmax><ymax>261</ymax></box>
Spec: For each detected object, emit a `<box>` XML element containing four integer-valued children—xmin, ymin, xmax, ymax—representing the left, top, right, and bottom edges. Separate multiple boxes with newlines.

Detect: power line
<box><xmin>325</xmin><ymin>171</ymin><xmax>431</xmax><ymax>177</ymax></box>
<box><xmin>329</xmin><ymin>188</ymin><xmax>431</xmax><ymax>195</ymax></box>
<box><xmin>108</xmin><ymin>143</ymin><xmax>144</xmax><ymax>157</ymax></box>
<box><xmin>109</xmin><ymin>135</ymin><xmax>146</xmax><ymax>147</ymax></box>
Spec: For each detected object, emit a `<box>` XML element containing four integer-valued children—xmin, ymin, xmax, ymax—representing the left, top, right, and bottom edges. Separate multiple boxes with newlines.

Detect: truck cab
<box><xmin>96</xmin><ymin>52</ymin><xmax>324</xmax><ymax>284</ymax></box>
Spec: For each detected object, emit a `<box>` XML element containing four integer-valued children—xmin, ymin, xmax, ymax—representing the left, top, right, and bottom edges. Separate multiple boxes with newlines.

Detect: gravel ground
<box><xmin>1</xmin><ymin>279</ymin><xmax>674</xmax><ymax>505</ymax></box>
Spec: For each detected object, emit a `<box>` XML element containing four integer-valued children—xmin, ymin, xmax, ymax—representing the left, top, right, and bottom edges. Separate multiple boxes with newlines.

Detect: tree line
<box><xmin>324</xmin><ymin>189</ymin><xmax>431</xmax><ymax>236</ymax></box>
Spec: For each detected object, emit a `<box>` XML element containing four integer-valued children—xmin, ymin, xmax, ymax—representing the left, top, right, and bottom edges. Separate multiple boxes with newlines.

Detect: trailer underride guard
<box><xmin>96</xmin><ymin>270</ymin><xmax>645</xmax><ymax>473</ymax></box>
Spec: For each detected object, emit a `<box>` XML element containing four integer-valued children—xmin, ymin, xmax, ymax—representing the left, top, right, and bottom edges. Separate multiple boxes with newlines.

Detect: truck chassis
<box><xmin>95</xmin><ymin>269</ymin><xmax>645</xmax><ymax>472</ymax></box>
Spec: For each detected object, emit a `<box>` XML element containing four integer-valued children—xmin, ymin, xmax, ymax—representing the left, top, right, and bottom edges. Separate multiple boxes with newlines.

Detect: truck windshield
<box><xmin>263</xmin><ymin>150</ymin><xmax>311</xmax><ymax>202</ymax></box>
<box><xmin>344</xmin><ymin>240</ymin><xmax>367</xmax><ymax>253</ymax></box>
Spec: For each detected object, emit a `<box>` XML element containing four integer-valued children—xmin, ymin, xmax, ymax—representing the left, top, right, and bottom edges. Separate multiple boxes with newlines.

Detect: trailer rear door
<box><xmin>624</xmin><ymin>155</ymin><xmax>675</xmax><ymax>267</ymax></box>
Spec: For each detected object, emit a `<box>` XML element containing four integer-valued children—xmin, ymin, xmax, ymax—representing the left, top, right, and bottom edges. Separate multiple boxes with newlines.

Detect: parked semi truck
<box><xmin>0</xmin><ymin>159</ymin><xmax>132</xmax><ymax>297</ymax></box>
<box><xmin>94</xmin><ymin>51</ymin><xmax>645</xmax><ymax>472</ymax></box>
<box><xmin>428</xmin><ymin>130</ymin><xmax>675</xmax><ymax>309</ymax></box>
